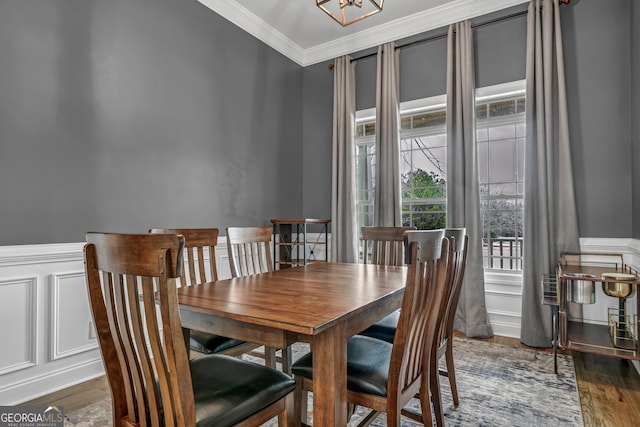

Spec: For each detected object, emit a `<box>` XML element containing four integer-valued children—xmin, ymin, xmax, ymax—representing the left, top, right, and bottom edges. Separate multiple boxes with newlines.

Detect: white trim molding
<box><xmin>0</xmin><ymin>243</ymin><xmax>85</xmax><ymax>267</ymax></box>
<box><xmin>198</xmin><ymin>0</ymin><xmax>530</xmax><ymax>66</ymax></box>
<box><xmin>0</xmin><ymin>358</ymin><xmax>104</xmax><ymax>406</ymax></box>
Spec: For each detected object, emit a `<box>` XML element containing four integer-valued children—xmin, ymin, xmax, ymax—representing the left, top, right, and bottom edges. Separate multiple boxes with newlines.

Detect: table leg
<box><xmin>312</xmin><ymin>324</ymin><xmax>347</xmax><ymax>427</ymax></box>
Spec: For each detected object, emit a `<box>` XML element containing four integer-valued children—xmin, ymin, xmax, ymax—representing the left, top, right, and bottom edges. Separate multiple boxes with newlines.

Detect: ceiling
<box><xmin>198</xmin><ymin>0</ymin><xmax>530</xmax><ymax>67</ymax></box>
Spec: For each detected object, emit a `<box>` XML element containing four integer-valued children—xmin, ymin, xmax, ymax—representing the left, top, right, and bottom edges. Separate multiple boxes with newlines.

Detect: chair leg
<box><xmin>385</xmin><ymin>407</ymin><xmax>401</xmax><ymax>427</ymax></box>
<box><xmin>280</xmin><ymin>392</ymin><xmax>295</xmax><ymax>427</ymax></box>
<box><xmin>430</xmin><ymin>366</ymin><xmax>445</xmax><ymax>427</ymax></box>
<box><xmin>281</xmin><ymin>345</ymin><xmax>293</xmax><ymax>375</ymax></box>
<box><xmin>293</xmin><ymin>376</ymin><xmax>307</xmax><ymax>427</ymax></box>
<box><xmin>418</xmin><ymin>384</ymin><xmax>434</xmax><ymax>427</ymax></box>
<box><xmin>444</xmin><ymin>340</ymin><xmax>459</xmax><ymax>406</ymax></box>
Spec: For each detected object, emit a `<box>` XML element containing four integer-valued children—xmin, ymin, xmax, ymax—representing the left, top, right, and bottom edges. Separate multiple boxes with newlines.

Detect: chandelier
<box><xmin>317</xmin><ymin>0</ymin><xmax>384</xmax><ymax>27</ymax></box>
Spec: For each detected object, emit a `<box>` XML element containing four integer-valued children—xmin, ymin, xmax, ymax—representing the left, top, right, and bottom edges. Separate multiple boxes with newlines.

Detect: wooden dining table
<box><xmin>176</xmin><ymin>261</ymin><xmax>406</xmax><ymax>427</ymax></box>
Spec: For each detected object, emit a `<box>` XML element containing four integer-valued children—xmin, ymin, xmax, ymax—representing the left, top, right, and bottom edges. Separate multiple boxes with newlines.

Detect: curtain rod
<box><xmin>349</xmin><ymin>9</ymin><xmax>526</xmax><ymax>62</ymax></box>
<box><xmin>349</xmin><ymin>0</ymin><xmax>570</xmax><ymax>63</ymax></box>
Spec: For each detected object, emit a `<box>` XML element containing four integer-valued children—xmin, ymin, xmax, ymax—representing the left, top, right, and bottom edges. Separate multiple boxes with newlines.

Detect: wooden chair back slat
<box><xmin>149</xmin><ymin>228</ymin><xmax>220</xmax><ymax>285</ymax></box>
<box><xmin>389</xmin><ymin>230</ymin><xmax>450</xmax><ymax>402</ymax></box>
<box><xmin>226</xmin><ymin>227</ymin><xmax>273</xmax><ymax>278</ymax></box>
<box><xmin>440</xmin><ymin>229</ymin><xmax>468</xmax><ymax>346</ymax></box>
<box><xmin>187</xmin><ymin>249</ymin><xmax>197</xmax><ymax>284</ymax></box>
<box><xmin>138</xmin><ymin>275</ymin><xmax>166</xmax><ymax>426</ymax></box>
<box><xmin>84</xmin><ymin>232</ymin><xmax>195</xmax><ymax>427</ymax></box>
<box><xmin>100</xmin><ymin>270</ymin><xmax>140</xmax><ymax>425</ymax></box>
<box><xmin>361</xmin><ymin>226</ymin><xmax>416</xmax><ymax>266</ymax></box>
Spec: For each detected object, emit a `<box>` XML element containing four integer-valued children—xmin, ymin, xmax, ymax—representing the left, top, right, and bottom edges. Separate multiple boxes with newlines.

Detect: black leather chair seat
<box><xmin>189</xmin><ymin>330</ymin><xmax>246</xmax><ymax>354</ymax></box>
<box><xmin>190</xmin><ymin>354</ymin><xmax>295</xmax><ymax>427</ymax></box>
<box><xmin>291</xmin><ymin>335</ymin><xmax>392</xmax><ymax>397</ymax></box>
<box><xmin>358</xmin><ymin>310</ymin><xmax>399</xmax><ymax>344</ymax></box>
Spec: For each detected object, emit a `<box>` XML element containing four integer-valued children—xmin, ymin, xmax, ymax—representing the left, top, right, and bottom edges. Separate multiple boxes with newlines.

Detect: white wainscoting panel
<box><xmin>484</xmin><ymin>271</ymin><xmax>522</xmax><ymax>338</ymax></box>
<box><xmin>0</xmin><ymin>277</ymin><xmax>37</xmax><ymax>375</ymax></box>
<box><xmin>0</xmin><ymin>242</ymin><xmax>103</xmax><ymax>405</ymax></box>
<box><xmin>50</xmin><ymin>271</ymin><xmax>98</xmax><ymax>361</ymax></box>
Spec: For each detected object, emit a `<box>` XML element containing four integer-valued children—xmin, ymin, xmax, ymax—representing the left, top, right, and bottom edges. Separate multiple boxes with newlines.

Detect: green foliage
<box><xmin>401</xmin><ymin>169</ymin><xmax>447</xmax><ymax>230</ymax></box>
<box><xmin>401</xmin><ymin>169</ymin><xmax>446</xmax><ymax>199</ymax></box>
<box><xmin>400</xmin><ymin>169</ymin><xmax>523</xmax><ymax>240</ymax></box>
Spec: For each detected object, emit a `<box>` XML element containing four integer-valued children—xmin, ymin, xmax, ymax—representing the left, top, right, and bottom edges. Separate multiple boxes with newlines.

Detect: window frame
<box><xmin>355</xmin><ymin>80</ymin><xmax>526</xmax><ymax>272</ymax></box>
<box><xmin>476</xmin><ymin>80</ymin><xmax>526</xmax><ymax>272</ymax></box>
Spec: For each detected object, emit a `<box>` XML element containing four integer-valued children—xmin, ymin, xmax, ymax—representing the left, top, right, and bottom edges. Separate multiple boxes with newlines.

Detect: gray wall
<box><xmin>301</xmin><ymin>60</ymin><xmax>333</xmax><ymax>220</ymax></box>
<box><xmin>2</xmin><ymin>0</ymin><xmax>636</xmax><ymax>244</ymax></box>
<box><xmin>562</xmin><ymin>0</ymin><xmax>632</xmax><ymax>237</ymax></box>
<box><xmin>632</xmin><ymin>1</ymin><xmax>640</xmax><ymax>239</ymax></box>
<box><xmin>351</xmin><ymin>8</ymin><xmax>528</xmax><ymax>110</ymax></box>
<box><xmin>0</xmin><ymin>0</ymin><xmax>303</xmax><ymax>245</ymax></box>
<box><xmin>301</xmin><ymin>0</ymin><xmax>637</xmax><ymax>238</ymax></box>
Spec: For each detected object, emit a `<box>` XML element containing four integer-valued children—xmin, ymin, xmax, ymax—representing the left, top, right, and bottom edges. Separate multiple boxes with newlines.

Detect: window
<box><xmin>476</xmin><ymin>81</ymin><xmax>525</xmax><ymax>270</ymax></box>
<box><xmin>399</xmin><ymin>98</ymin><xmax>447</xmax><ymax>230</ymax></box>
<box><xmin>355</xmin><ymin>81</ymin><xmax>525</xmax><ymax>271</ymax></box>
<box><xmin>355</xmin><ymin>112</ymin><xmax>376</xmax><ymax>231</ymax></box>
<box><xmin>356</xmin><ymin>95</ymin><xmax>447</xmax><ymax>232</ymax></box>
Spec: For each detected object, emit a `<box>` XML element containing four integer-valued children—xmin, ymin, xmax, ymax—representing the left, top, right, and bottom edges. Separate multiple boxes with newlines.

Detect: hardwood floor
<box><xmin>24</xmin><ymin>375</ymin><xmax>110</xmax><ymax>413</ymax></box>
<box><xmin>573</xmin><ymin>352</ymin><xmax>640</xmax><ymax>427</ymax></box>
<box><xmin>23</xmin><ymin>335</ymin><xmax>640</xmax><ymax>426</ymax></box>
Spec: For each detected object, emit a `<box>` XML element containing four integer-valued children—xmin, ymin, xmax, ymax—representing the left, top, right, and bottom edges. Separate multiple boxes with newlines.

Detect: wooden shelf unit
<box><xmin>271</xmin><ymin>218</ymin><xmax>330</xmax><ymax>269</ymax></box>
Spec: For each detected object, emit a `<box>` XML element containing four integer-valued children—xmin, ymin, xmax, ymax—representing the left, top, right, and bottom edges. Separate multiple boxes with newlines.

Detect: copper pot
<box><xmin>601</xmin><ymin>272</ymin><xmax>636</xmax><ymax>299</ymax></box>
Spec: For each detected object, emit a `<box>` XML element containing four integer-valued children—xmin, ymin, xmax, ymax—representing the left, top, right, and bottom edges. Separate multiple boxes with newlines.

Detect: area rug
<box><xmin>65</xmin><ymin>338</ymin><xmax>583</xmax><ymax>426</ymax></box>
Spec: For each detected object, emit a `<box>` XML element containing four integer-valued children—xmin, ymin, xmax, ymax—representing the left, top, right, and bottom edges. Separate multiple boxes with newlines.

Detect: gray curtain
<box><xmin>446</xmin><ymin>21</ymin><xmax>493</xmax><ymax>338</ymax></box>
<box><xmin>331</xmin><ymin>56</ymin><xmax>359</xmax><ymax>263</ymax></box>
<box><xmin>521</xmin><ymin>0</ymin><xmax>580</xmax><ymax>347</ymax></box>
<box><xmin>374</xmin><ymin>42</ymin><xmax>402</xmax><ymax>227</ymax></box>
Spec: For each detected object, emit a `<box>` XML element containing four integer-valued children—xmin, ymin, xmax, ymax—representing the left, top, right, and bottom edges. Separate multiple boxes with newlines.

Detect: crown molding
<box><xmin>303</xmin><ymin>0</ymin><xmax>530</xmax><ymax>65</ymax></box>
<box><xmin>198</xmin><ymin>0</ymin><xmax>306</xmax><ymax>65</ymax></box>
<box><xmin>199</xmin><ymin>0</ymin><xmax>529</xmax><ymax>67</ymax></box>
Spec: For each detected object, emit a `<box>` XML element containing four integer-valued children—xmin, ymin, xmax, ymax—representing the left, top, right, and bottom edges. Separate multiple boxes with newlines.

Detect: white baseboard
<box><xmin>0</xmin><ymin>358</ymin><xmax>104</xmax><ymax>405</ymax></box>
<box><xmin>489</xmin><ymin>320</ymin><xmax>521</xmax><ymax>339</ymax></box>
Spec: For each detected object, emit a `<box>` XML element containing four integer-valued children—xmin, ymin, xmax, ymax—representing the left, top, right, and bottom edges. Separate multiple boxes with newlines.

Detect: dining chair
<box><xmin>359</xmin><ymin>228</ymin><xmax>469</xmax><ymax>427</ymax></box>
<box><xmin>361</xmin><ymin>226</ymin><xmax>416</xmax><ymax>266</ymax></box>
<box><xmin>149</xmin><ymin>228</ymin><xmax>259</xmax><ymax>358</ymax></box>
<box><xmin>226</xmin><ymin>226</ymin><xmax>274</xmax><ymax>277</ymax></box>
<box><xmin>359</xmin><ymin>226</ymin><xmax>416</xmax><ymax>343</ymax></box>
<box><xmin>226</xmin><ymin>226</ymin><xmax>291</xmax><ymax>373</ymax></box>
<box><xmin>430</xmin><ymin>228</ymin><xmax>468</xmax><ymax>425</ymax></box>
<box><xmin>291</xmin><ymin>230</ymin><xmax>450</xmax><ymax>427</ymax></box>
<box><xmin>84</xmin><ymin>232</ymin><xmax>295</xmax><ymax>427</ymax></box>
